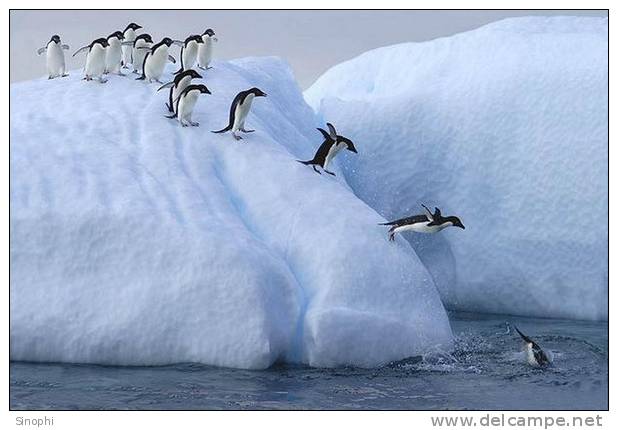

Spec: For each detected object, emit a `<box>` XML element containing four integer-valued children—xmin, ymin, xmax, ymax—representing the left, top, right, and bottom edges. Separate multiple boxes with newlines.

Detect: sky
<box><xmin>9</xmin><ymin>9</ymin><xmax>607</xmax><ymax>89</ymax></box>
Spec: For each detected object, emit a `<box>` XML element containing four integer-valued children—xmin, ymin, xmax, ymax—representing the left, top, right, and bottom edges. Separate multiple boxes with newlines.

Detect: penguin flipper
<box><xmin>514</xmin><ymin>326</ymin><xmax>533</xmax><ymax>344</ymax></box>
<box><xmin>72</xmin><ymin>46</ymin><xmax>89</xmax><ymax>57</ymax></box>
<box><xmin>168</xmin><ymin>55</ymin><xmax>176</xmax><ymax>64</ymax></box>
<box><xmin>421</xmin><ymin>204</ymin><xmax>434</xmax><ymax>222</ymax></box>
<box><xmin>157</xmin><ymin>81</ymin><xmax>174</xmax><ymax>91</ymax></box>
<box><xmin>135</xmin><ymin>76</ymin><xmax>146</xmax><ymax>81</ymax></box>
<box><xmin>37</xmin><ymin>47</ymin><xmax>47</xmax><ymax>55</ymax></box>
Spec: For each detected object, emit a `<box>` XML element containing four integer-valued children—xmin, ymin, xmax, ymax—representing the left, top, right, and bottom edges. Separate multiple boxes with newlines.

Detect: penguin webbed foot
<box><xmin>241</xmin><ymin>128</ymin><xmax>255</xmax><ymax>133</ymax></box>
<box><xmin>232</xmin><ymin>133</ymin><xmax>243</xmax><ymax>141</ymax></box>
<box><xmin>189</xmin><ymin>121</ymin><xmax>200</xmax><ymax>127</ymax></box>
<box><xmin>312</xmin><ymin>165</ymin><xmax>321</xmax><ymax>175</ymax></box>
<box><xmin>61</xmin><ymin>74</ymin><xmax>69</xmax><ymax>78</ymax></box>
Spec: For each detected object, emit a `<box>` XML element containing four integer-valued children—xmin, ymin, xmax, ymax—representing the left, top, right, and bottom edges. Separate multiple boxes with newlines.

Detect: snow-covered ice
<box><xmin>10</xmin><ymin>57</ymin><xmax>452</xmax><ymax>369</ymax></box>
<box><xmin>305</xmin><ymin>17</ymin><xmax>608</xmax><ymax>321</ymax></box>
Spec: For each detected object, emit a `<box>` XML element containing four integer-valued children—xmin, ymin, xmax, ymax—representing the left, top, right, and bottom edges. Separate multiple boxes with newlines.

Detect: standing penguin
<box><xmin>197</xmin><ymin>28</ymin><xmax>218</xmax><ymax>70</ymax></box>
<box><xmin>173</xmin><ymin>35</ymin><xmax>204</xmax><ymax>75</ymax></box>
<box><xmin>157</xmin><ymin>69</ymin><xmax>203</xmax><ymax>113</ymax></box>
<box><xmin>105</xmin><ymin>31</ymin><xmax>125</xmax><ymax>75</ymax></box>
<box><xmin>514</xmin><ymin>326</ymin><xmax>552</xmax><ymax>367</ymax></box>
<box><xmin>73</xmin><ymin>38</ymin><xmax>109</xmax><ymax>83</ymax></box>
<box><xmin>121</xmin><ymin>22</ymin><xmax>142</xmax><ymax>67</ymax></box>
<box><xmin>297</xmin><ymin>123</ymin><xmax>357</xmax><ymax>175</ymax></box>
<box><xmin>136</xmin><ymin>37</ymin><xmax>176</xmax><ymax>83</ymax></box>
<box><xmin>379</xmin><ymin>204</ymin><xmax>465</xmax><ymax>241</ymax></box>
<box><xmin>166</xmin><ymin>84</ymin><xmax>212</xmax><ymax>127</ymax></box>
<box><xmin>211</xmin><ymin>87</ymin><xmax>267</xmax><ymax>140</ymax></box>
<box><xmin>125</xmin><ymin>33</ymin><xmax>153</xmax><ymax>74</ymax></box>
<box><xmin>37</xmin><ymin>35</ymin><xmax>69</xmax><ymax>79</ymax></box>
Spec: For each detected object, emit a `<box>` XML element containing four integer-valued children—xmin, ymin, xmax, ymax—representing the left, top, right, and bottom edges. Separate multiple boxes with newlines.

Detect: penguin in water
<box><xmin>173</xmin><ymin>35</ymin><xmax>204</xmax><ymax>75</ymax></box>
<box><xmin>136</xmin><ymin>37</ymin><xmax>177</xmax><ymax>83</ymax></box>
<box><xmin>197</xmin><ymin>28</ymin><xmax>218</xmax><ymax>70</ymax></box>
<box><xmin>211</xmin><ymin>87</ymin><xmax>267</xmax><ymax>140</ymax></box>
<box><xmin>380</xmin><ymin>204</ymin><xmax>465</xmax><ymax>241</ymax></box>
<box><xmin>37</xmin><ymin>35</ymin><xmax>69</xmax><ymax>79</ymax></box>
<box><xmin>157</xmin><ymin>69</ymin><xmax>203</xmax><ymax>114</ymax></box>
<box><xmin>121</xmin><ymin>22</ymin><xmax>142</xmax><ymax>67</ymax></box>
<box><xmin>515</xmin><ymin>326</ymin><xmax>552</xmax><ymax>368</ymax></box>
<box><xmin>105</xmin><ymin>31</ymin><xmax>125</xmax><ymax>75</ymax></box>
<box><xmin>297</xmin><ymin>123</ymin><xmax>357</xmax><ymax>175</ymax></box>
<box><xmin>73</xmin><ymin>38</ymin><xmax>109</xmax><ymax>83</ymax></box>
<box><xmin>123</xmin><ymin>33</ymin><xmax>153</xmax><ymax>74</ymax></box>
<box><xmin>166</xmin><ymin>84</ymin><xmax>212</xmax><ymax>127</ymax></box>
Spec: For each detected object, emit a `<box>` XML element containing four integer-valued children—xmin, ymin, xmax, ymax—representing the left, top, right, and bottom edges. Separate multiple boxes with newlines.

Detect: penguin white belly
<box><xmin>132</xmin><ymin>41</ymin><xmax>151</xmax><ymax>73</ymax></box>
<box><xmin>85</xmin><ymin>46</ymin><xmax>107</xmax><ymax>78</ymax></box>
<box><xmin>232</xmin><ymin>95</ymin><xmax>254</xmax><ymax>132</ymax></box>
<box><xmin>198</xmin><ymin>38</ymin><xmax>214</xmax><ymax>68</ymax></box>
<box><xmin>172</xmin><ymin>76</ymin><xmax>193</xmax><ymax>112</ymax></box>
<box><xmin>46</xmin><ymin>43</ymin><xmax>65</xmax><ymax>77</ymax></box>
<box><xmin>178</xmin><ymin>91</ymin><xmax>200</xmax><ymax>122</ymax></box>
<box><xmin>323</xmin><ymin>142</ymin><xmax>345</xmax><ymax>169</ymax></box>
<box><xmin>105</xmin><ymin>41</ymin><xmax>122</xmax><ymax>73</ymax></box>
<box><xmin>395</xmin><ymin>221</ymin><xmax>451</xmax><ymax>234</ymax></box>
<box><xmin>122</xmin><ymin>29</ymin><xmax>136</xmax><ymax>64</ymax></box>
<box><xmin>183</xmin><ymin>42</ymin><xmax>198</xmax><ymax>70</ymax></box>
<box><xmin>145</xmin><ymin>48</ymin><xmax>168</xmax><ymax>81</ymax></box>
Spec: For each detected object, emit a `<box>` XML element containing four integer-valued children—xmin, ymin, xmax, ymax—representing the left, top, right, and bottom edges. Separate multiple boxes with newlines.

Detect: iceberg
<box><xmin>305</xmin><ymin>17</ymin><xmax>608</xmax><ymax>321</ymax></box>
<box><xmin>10</xmin><ymin>57</ymin><xmax>452</xmax><ymax>369</ymax></box>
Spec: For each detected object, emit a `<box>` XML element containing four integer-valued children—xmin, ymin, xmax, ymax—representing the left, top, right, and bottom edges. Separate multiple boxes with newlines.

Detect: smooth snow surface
<box><xmin>10</xmin><ymin>57</ymin><xmax>452</xmax><ymax>369</ymax></box>
<box><xmin>305</xmin><ymin>17</ymin><xmax>608</xmax><ymax>321</ymax></box>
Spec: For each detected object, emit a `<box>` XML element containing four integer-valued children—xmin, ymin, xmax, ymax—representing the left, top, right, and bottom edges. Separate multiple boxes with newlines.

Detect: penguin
<box><xmin>173</xmin><ymin>35</ymin><xmax>204</xmax><ymax>75</ymax></box>
<box><xmin>105</xmin><ymin>31</ymin><xmax>125</xmax><ymax>75</ymax></box>
<box><xmin>514</xmin><ymin>326</ymin><xmax>552</xmax><ymax>367</ymax></box>
<box><xmin>380</xmin><ymin>204</ymin><xmax>465</xmax><ymax>241</ymax></box>
<box><xmin>166</xmin><ymin>84</ymin><xmax>212</xmax><ymax>127</ymax></box>
<box><xmin>72</xmin><ymin>38</ymin><xmax>109</xmax><ymax>83</ymax></box>
<box><xmin>135</xmin><ymin>37</ymin><xmax>176</xmax><ymax>83</ymax></box>
<box><xmin>157</xmin><ymin>69</ymin><xmax>203</xmax><ymax>113</ymax></box>
<box><xmin>121</xmin><ymin>22</ymin><xmax>142</xmax><ymax>67</ymax></box>
<box><xmin>124</xmin><ymin>33</ymin><xmax>153</xmax><ymax>74</ymax></box>
<box><xmin>197</xmin><ymin>28</ymin><xmax>218</xmax><ymax>70</ymax></box>
<box><xmin>211</xmin><ymin>87</ymin><xmax>267</xmax><ymax>140</ymax></box>
<box><xmin>37</xmin><ymin>35</ymin><xmax>69</xmax><ymax>79</ymax></box>
<box><xmin>297</xmin><ymin>123</ymin><xmax>357</xmax><ymax>175</ymax></box>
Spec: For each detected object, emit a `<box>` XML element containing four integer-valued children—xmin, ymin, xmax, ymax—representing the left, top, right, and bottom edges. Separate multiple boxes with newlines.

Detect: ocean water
<box><xmin>10</xmin><ymin>312</ymin><xmax>607</xmax><ymax>410</ymax></box>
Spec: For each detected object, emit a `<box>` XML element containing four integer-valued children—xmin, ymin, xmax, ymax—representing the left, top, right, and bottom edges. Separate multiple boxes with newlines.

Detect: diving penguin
<box><xmin>211</xmin><ymin>87</ymin><xmax>267</xmax><ymax>140</ymax></box>
<box><xmin>37</xmin><ymin>35</ymin><xmax>69</xmax><ymax>79</ymax></box>
<box><xmin>297</xmin><ymin>123</ymin><xmax>357</xmax><ymax>176</ymax></box>
<box><xmin>515</xmin><ymin>326</ymin><xmax>552</xmax><ymax>367</ymax></box>
<box><xmin>380</xmin><ymin>204</ymin><xmax>465</xmax><ymax>241</ymax></box>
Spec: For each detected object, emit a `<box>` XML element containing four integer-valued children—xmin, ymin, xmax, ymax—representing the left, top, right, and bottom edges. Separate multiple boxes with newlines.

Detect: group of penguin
<box><xmin>36</xmin><ymin>23</ymin><xmax>551</xmax><ymax>368</ymax></box>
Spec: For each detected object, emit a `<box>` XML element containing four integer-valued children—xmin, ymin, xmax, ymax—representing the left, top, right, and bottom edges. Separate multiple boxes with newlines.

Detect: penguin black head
<box><xmin>203</xmin><ymin>28</ymin><xmax>216</xmax><ymax>37</ymax></box>
<box><xmin>248</xmin><ymin>87</ymin><xmax>267</xmax><ymax>97</ymax></box>
<box><xmin>136</xmin><ymin>34</ymin><xmax>153</xmax><ymax>44</ymax></box>
<box><xmin>92</xmin><ymin>38</ymin><xmax>109</xmax><ymax>48</ymax></box>
<box><xmin>322</xmin><ymin>123</ymin><xmax>358</xmax><ymax>154</ymax></box>
<box><xmin>340</xmin><ymin>136</ymin><xmax>358</xmax><ymax>154</ymax></box>
<box><xmin>185</xmin><ymin>69</ymin><xmax>203</xmax><ymax>80</ymax></box>
<box><xmin>195</xmin><ymin>84</ymin><xmax>212</xmax><ymax>95</ymax></box>
<box><xmin>125</xmin><ymin>23</ymin><xmax>142</xmax><ymax>32</ymax></box>
<box><xmin>161</xmin><ymin>37</ymin><xmax>174</xmax><ymax>47</ymax></box>
<box><xmin>50</xmin><ymin>35</ymin><xmax>61</xmax><ymax>44</ymax></box>
<box><xmin>444</xmin><ymin>216</ymin><xmax>465</xmax><ymax>229</ymax></box>
<box><xmin>187</xmin><ymin>34</ymin><xmax>204</xmax><ymax>44</ymax></box>
<box><xmin>107</xmin><ymin>31</ymin><xmax>124</xmax><ymax>41</ymax></box>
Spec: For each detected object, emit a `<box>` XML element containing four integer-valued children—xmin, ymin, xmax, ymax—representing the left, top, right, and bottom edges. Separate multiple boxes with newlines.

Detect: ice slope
<box><xmin>305</xmin><ymin>17</ymin><xmax>608</xmax><ymax>321</ymax></box>
<box><xmin>10</xmin><ymin>57</ymin><xmax>452</xmax><ymax>369</ymax></box>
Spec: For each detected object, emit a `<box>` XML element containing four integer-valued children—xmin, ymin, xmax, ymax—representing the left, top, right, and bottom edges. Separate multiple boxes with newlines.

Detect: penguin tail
<box><xmin>211</xmin><ymin>125</ymin><xmax>232</xmax><ymax>134</ymax></box>
<box><xmin>514</xmin><ymin>326</ymin><xmax>533</xmax><ymax>343</ymax></box>
<box><xmin>378</xmin><ymin>222</ymin><xmax>394</xmax><ymax>226</ymax></box>
<box><xmin>173</xmin><ymin>67</ymin><xmax>183</xmax><ymax>75</ymax></box>
<box><xmin>296</xmin><ymin>159</ymin><xmax>312</xmax><ymax>166</ymax></box>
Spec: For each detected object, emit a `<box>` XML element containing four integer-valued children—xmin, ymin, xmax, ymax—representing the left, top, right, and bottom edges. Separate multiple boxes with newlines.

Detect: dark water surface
<box><xmin>10</xmin><ymin>312</ymin><xmax>608</xmax><ymax>410</ymax></box>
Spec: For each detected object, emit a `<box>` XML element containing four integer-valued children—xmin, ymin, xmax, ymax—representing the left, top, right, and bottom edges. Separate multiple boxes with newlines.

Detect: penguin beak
<box><xmin>349</xmin><ymin>146</ymin><xmax>358</xmax><ymax>153</ymax></box>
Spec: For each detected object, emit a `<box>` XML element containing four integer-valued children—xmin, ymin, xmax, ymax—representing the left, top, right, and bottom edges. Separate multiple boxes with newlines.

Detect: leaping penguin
<box><xmin>515</xmin><ymin>326</ymin><xmax>552</xmax><ymax>367</ymax></box>
<box><xmin>197</xmin><ymin>28</ymin><xmax>218</xmax><ymax>70</ymax></box>
<box><xmin>173</xmin><ymin>35</ymin><xmax>204</xmax><ymax>75</ymax></box>
<box><xmin>166</xmin><ymin>84</ymin><xmax>212</xmax><ymax>127</ymax></box>
<box><xmin>380</xmin><ymin>204</ymin><xmax>465</xmax><ymax>241</ymax></box>
<box><xmin>297</xmin><ymin>123</ymin><xmax>357</xmax><ymax>176</ymax></box>
<box><xmin>37</xmin><ymin>35</ymin><xmax>69</xmax><ymax>79</ymax></box>
<box><xmin>136</xmin><ymin>37</ymin><xmax>177</xmax><ymax>83</ymax></box>
<box><xmin>121</xmin><ymin>22</ymin><xmax>142</xmax><ymax>67</ymax></box>
<box><xmin>73</xmin><ymin>38</ymin><xmax>109</xmax><ymax>83</ymax></box>
<box><xmin>105</xmin><ymin>31</ymin><xmax>125</xmax><ymax>75</ymax></box>
<box><xmin>211</xmin><ymin>87</ymin><xmax>267</xmax><ymax>140</ymax></box>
